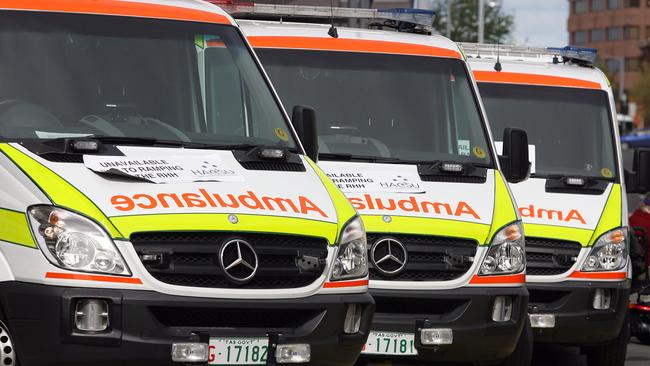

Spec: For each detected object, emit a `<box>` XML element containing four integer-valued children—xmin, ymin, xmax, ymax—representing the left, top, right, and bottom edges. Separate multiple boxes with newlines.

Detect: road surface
<box><xmin>532</xmin><ymin>339</ymin><xmax>649</xmax><ymax>366</ymax></box>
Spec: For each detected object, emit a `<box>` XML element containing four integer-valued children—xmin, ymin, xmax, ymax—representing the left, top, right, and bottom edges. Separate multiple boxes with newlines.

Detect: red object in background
<box><xmin>630</xmin><ymin>209</ymin><xmax>650</xmax><ymax>266</ymax></box>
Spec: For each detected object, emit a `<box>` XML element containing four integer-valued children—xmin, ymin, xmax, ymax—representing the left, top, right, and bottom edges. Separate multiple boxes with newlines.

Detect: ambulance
<box><xmin>463</xmin><ymin>43</ymin><xmax>650</xmax><ymax>366</ymax></box>
<box><xmin>227</xmin><ymin>3</ymin><xmax>533</xmax><ymax>365</ymax></box>
<box><xmin>0</xmin><ymin>1</ymin><xmax>375</xmax><ymax>365</ymax></box>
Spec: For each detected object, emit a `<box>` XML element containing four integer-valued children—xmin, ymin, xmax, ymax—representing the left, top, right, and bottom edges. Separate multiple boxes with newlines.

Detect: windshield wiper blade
<box><xmin>87</xmin><ymin>135</ymin><xmax>186</xmax><ymax>147</ymax></box>
<box><xmin>318</xmin><ymin>153</ymin><xmax>405</xmax><ymax>163</ymax></box>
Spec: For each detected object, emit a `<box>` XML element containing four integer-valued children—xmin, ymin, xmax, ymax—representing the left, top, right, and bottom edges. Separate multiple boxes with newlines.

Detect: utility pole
<box><xmin>478</xmin><ymin>0</ymin><xmax>484</xmax><ymax>43</ymax></box>
<box><xmin>446</xmin><ymin>0</ymin><xmax>452</xmax><ymax>39</ymax></box>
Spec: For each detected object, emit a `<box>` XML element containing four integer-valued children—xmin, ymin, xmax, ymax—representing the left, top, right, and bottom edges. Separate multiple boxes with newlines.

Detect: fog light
<box><xmin>171</xmin><ymin>343</ymin><xmax>208</xmax><ymax>363</ymax></box>
<box><xmin>343</xmin><ymin>304</ymin><xmax>362</xmax><ymax>334</ymax></box>
<box><xmin>420</xmin><ymin>328</ymin><xmax>453</xmax><ymax>345</ymax></box>
<box><xmin>275</xmin><ymin>344</ymin><xmax>310</xmax><ymax>363</ymax></box>
<box><xmin>593</xmin><ymin>289</ymin><xmax>612</xmax><ymax>310</ymax></box>
<box><xmin>529</xmin><ymin>314</ymin><xmax>555</xmax><ymax>328</ymax></box>
<box><xmin>74</xmin><ymin>299</ymin><xmax>109</xmax><ymax>332</ymax></box>
<box><xmin>492</xmin><ymin>296</ymin><xmax>513</xmax><ymax>322</ymax></box>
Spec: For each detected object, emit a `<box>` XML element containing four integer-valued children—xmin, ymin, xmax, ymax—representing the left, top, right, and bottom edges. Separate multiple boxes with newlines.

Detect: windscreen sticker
<box><xmin>472</xmin><ymin>146</ymin><xmax>486</xmax><ymax>159</ymax></box>
<box><xmin>325</xmin><ymin>168</ymin><xmax>424</xmax><ymax>194</ymax></box>
<box><xmin>83</xmin><ymin>155</ymin><xmax>244</xmax><ymax>184</ymax></box>
<box><xmin>494</xmin><ymin>141</ymin><xmax>536</xmax><ymax>174</ymax></box>
<box><xmin>457</xmin><ymin>139</ymin><xmax>471</xmax><ymax>156</ymax></box>
<box><xmin>601</xmin><ymin>168</ymin><xmax>613</xmax><ymax>178</ymax></box>
<box><xmin>275</xmin><ymin>127</ymin><xmax>289</xmax><ymax>142</ymax></box>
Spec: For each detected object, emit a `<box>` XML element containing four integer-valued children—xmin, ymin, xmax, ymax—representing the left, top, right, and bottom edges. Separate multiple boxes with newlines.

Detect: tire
<box><xmin>498</xmin><ymin>318</ymin><xmax>533</xmax><ymax>366</ymax></box>
<box><xmin>636</xmin><ymin>334</ymin><xmax>650</xmax><ymax>345</ymax></box>
<box><xmin>586</xmin><ymin>316</ymin><xmax>629</xmax><ymax>366</ymax></box>
<box><xmin>0</xmin><ymin>320</ymin><xmax>17</xmax><ymax>366</ymax></box>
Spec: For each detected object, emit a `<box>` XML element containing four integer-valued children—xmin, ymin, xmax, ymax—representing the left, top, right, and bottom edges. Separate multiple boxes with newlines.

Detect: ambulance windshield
<box><xmin>255</xmin><ymin>49</ymin><xmax>493</xmax><ymax>165</ymax></box>
<box><xmin>0</xmin><ymin>12</ymin><xmax>296</xmax><ymax>149</ymax></box>
<box><xmin>478</xmin><ymin>83</ymin><xmax>617</xmax><ymax>179</ymax></box>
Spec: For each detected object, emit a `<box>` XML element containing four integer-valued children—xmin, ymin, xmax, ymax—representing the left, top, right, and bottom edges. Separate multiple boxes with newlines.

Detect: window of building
<box><xmin>591</xmin><ymin>28</ymin><xmax>605</xmax><ymax>42</ymax></box>
<box><xmin>593</xmin><ymin>0</ymin><xmax>606</xmax><ymax>10</ymax></box>
<box><xmin>608</xmin><ymin>0</ymin><xmax>621</xmax><ymax>8</ymax></box>
<box><xmin>625</xmin><ymin>57</ymin><xmax>640</xmax><ymax>71</ymax></box>
<box><xmin>608</xmin><ymin>26</ymin><xmax>621</xmax><ymax>40</ymax></box>
<box><xmin>573</xmin><ymin>30</ymin><xmax>589</xmax><ymax>44</ymax></box>
<box><xmin>575</xmin><ymin>0</ymin><xmax>590</xmax><ymax>13</ymax></box>
<box><xmin>625</xmin><ymin>0</ymin><xmax>640</xmax><ymax>7</ymax></box>
<box><xmin>624</xmin><ymin>25</ymin><xmax>640</xmax><ymax>39</ymax></box>
<box><xmin>606</xmin><ymin>59</ymin><xmax>621</xmax><ymax>72</ymax></box>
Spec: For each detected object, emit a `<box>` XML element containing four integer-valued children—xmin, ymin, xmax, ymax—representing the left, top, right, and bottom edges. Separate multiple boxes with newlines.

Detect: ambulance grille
<box><xmin>239</xmin><ymin>161</ymin><xmax>305</xmax><ymax>172</ymax></box>
<box><xmin>39</xmin><ymin>152</ymin><xmax>84</xmax><ymax>163</ymax></box>
<box><xmin>131</xmin><ymin>232</ymin><xmax>328</xmax><ymax>289</ymax></box>
<box><xmin>525</xmin><ymin>237</ymin><xmax>582</xmax><ymax>276</ymax></box>
<box><xmin>367</xmin><ymin>234</ymin><xmax>477</xmax><ymax>282</ymax></box>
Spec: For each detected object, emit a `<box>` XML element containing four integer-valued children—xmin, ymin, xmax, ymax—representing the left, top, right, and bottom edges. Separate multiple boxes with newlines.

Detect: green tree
<box><xmin>432</xmin><ymin>0</ymin><xmax>514</xmax><ymax>43</ymax></box>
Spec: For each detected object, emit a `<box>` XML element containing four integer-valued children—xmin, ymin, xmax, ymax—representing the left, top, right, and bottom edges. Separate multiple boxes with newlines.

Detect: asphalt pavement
<box><xmin>531</xmin><ymin>339</ymin><xmax>650</xmax><ymax>366</ymax></box>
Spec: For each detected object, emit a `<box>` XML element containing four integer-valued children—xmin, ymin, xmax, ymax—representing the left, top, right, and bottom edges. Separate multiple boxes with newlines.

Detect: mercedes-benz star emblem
<box><xmin>370</xmin><ymin>238</ymin><xmax>408</xmax><ymax>276</ymax></box>
<box><xmin>219</xmin><ymin>239</ymin><xmax>259</xmax><ymax>284</ymax></box>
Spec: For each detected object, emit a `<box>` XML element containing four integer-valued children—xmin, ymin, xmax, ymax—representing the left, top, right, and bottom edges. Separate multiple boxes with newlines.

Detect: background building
<box><xmin>568</xmin><ymin>0</ymin><xmax>650</xmax><ymax>98</ymax></box>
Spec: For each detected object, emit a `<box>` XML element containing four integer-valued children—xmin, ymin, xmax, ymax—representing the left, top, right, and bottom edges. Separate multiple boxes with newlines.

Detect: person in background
<box><xmin>629</xmin><ymin>195</ymin><xmax>650</xmax><ymax>287</ymax></box>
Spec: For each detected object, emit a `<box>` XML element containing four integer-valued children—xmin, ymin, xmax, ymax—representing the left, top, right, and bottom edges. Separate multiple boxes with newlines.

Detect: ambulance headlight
<box><xmin>331</xmin><ymin>217</ymin><xmax>368</xmax><ymax>281</ymax></box>
<box><xmin>581</xmin><ymin>228</ymin><xmax>627</xmax><ymax>272</ymax></box>
<box><xmin>28</xmin><ymin>206</ymin><xmax>130</xmax><ymax>276</ymax></box>
<box><xmin>479</xmin><ymin>222</ymin><xmax>525</xmax><ymax>275</ymax></box>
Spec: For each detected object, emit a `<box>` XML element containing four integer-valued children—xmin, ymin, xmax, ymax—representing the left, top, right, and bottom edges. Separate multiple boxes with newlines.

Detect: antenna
<box><xmin>494</xmin><ymin>43</ymin><xmax>502</xmax><ymax>72</ymax></box>
<box><xmin>328</xmin><ymin>0</ymin><xmax>339</xmax><ymax>38</ymax></box>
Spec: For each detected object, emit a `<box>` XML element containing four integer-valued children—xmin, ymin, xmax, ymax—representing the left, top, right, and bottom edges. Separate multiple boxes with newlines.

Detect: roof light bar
<box><xmin>458</xmin><ymin>43</ymin><xmax>597</xmax><ymax>65</ymax></box>
<box><xmin>546</xmin><ymin>46</ymin><xmax>597</xmax><ymax>64</ymax></box>
<box><xmin>212</xmin><ymin>2</ymin><xmax>435</xmax><ymax>29</ymax></box>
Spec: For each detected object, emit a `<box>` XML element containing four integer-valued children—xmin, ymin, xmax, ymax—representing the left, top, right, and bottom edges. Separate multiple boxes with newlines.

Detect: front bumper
<box><xmin>358</xmin><ymin>286</ymin><xmax>528</xmax><ymax>364</ymax></box>
<box><xmin>527</xmin><ymin>280</ymin><xmax>630</xmax><ymax>346</ymax></box>
<box><xmin>0</xmin><ymin>281</ymin><xmax>374</xmax><ymax>366</ymax></box>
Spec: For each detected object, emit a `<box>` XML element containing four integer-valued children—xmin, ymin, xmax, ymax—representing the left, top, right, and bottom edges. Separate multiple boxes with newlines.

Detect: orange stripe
<box><xmin>248</xmin><ymin>36</ymin><xmax>462</xmax><ymax>59</ymax></box>
<box><xmin>568</xmin><ymin>271</ymin><xmax>627</xmax><ymax>280</ymax></box>
<box><xmin>473</xmin><ymin>70</ymin><xmax>602</xmax><ymax>90</ymax></box>
<box><xmin>0</xmin><ymin>0</ymin><xmax>231</xmax><ymax>25</ymax></box>
<box><xmin>46</xmin><ymin>272</ymin><xmax>143</xmax><ymax>284</ymax></box>
<box><xmin>469</xmin><ymin>273</ymin><xmax>525</xmax><ymax>285</ymax></box>
<box><xmin>323</xmin><ymin>279</ymin><xmax>369</xmax><ymax>288</ymax></box>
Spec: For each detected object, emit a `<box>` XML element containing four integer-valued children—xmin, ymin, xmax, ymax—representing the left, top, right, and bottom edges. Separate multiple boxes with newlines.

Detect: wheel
<box><xmin>0</xmin><ymin>321</ymin><xmax>17</xmax><ymax>366</ymax></box>
<box><xmin>636</xmin><ymin>334</ymin><xmax>650</xmax><ymax>345</ymax></box>
<box><xmin>498</xmin><ymin>318</ymin><xmax>533</xmax><ymax>366</ymax></box>
<box><xmin>585</xmin><ymin>316</ymin><xmax>629</xmax><ymax>366</ymax></box>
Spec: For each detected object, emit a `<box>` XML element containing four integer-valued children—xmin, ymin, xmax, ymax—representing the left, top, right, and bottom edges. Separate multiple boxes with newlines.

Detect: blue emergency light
<box><xmin>547</xmin><ymin>46</ymin><xmax>598</xmax><ymax>64</ymax></box>
<box><xmin>376</xmin><ymin>8</ymin><xmax>436</xmax><ymax>27</ymax></box>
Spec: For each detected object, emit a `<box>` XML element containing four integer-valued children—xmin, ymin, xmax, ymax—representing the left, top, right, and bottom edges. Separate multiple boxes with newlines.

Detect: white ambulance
<box><xmin>230</xmin><ymin>4</ymin><xmax>533</xmax><ymax>365</ymax></box>
<box><xmin>0</xmin><ymin>1</ymin><xmax>374</xmax><ymax>365</ymax></box>
<box><xmin>463</xmin><ymin>44</ymin><xmax>650</xmax><ymax>366</ymax></box>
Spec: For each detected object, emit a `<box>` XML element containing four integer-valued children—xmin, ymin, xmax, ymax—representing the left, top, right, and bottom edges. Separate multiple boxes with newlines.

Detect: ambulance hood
<box><xmin>509</xmin><ymin>177</ymin><xmax>614</xmax><ymax>231</ymax></box>
<box><xmin>319</xmin><ymin>161</ymin><xmax>496</xmax><ymax>227</ymax></box>
<box><xmin>14</xmin><ymin>144</ymin><xmax>338</xmax><ymax>224</ymax></box>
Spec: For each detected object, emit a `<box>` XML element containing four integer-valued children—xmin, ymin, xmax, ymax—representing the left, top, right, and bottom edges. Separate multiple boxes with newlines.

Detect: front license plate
<box><xmin>362</xmin><ymin>331</ymin><xmax>418</xmax><ymax>356</ymax></box>
<box><xmin>208</xmin><ymin>337</ymin><xmax>269</xmax><ymax>365</ymax></box>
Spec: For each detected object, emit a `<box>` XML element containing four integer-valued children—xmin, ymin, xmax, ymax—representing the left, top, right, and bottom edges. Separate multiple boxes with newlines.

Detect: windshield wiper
<box><xmin>318</xmin><ymin>153</ymin><xmax>408</xmax><ymax>163</ymax></box>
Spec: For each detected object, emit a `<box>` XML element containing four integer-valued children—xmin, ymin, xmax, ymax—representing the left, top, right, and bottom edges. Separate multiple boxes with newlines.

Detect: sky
<box><xmin>502</xmin><ymin>0</ymin><xmax>569</xmax><ymax>47</ymax></box>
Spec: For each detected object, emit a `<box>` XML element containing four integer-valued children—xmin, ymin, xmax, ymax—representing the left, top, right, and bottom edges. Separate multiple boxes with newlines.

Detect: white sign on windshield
<box><xmin>326</xmin><ymin>168</ymin><xmax>424</xmax><ymax>194</ymax></box>
<box><xmin>83</xmin><ymin>155</ymin><xmax>244</xmax><ymax>184</ymax></box>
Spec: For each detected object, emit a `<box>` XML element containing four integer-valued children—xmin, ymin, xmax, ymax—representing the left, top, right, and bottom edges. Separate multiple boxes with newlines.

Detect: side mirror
<box><xmin>625</xmin><ymin>148</ymin><xmax>650</xmax><ymax>193</ymax></box>
<box><xmin>291</xmin><ymin>105</ymin><xmax>319</xmax><ymax>162</ymax></box>
<box><xmin>499</xmin><ymin>127</ymin><xmax>530</xmax><ymax>183</ymax></box>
